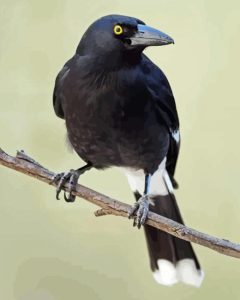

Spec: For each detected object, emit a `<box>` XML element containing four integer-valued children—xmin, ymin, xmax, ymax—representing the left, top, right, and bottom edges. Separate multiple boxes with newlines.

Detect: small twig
<box><xmin>94</xmin><ymin>208</ymin><xmax>112</xmax><ymax>217</ymax></box>
<box><xmin>1</xmin><ymin>147</ymin><xmax>240</xmax><ymax>259</ymax></box>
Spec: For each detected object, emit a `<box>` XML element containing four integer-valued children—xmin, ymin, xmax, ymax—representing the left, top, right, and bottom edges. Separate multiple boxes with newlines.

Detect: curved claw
<box><xmin>128</xmin><ymin>196</ymin><xmax>149</xmax><ymax>229</ymax></box>
<box><xmin>64</xmin><ymin>191</ymin><xmax>75</xmax><ymax>202</ymax></box>
<box><xmin>52</xmin><ymin>163</ymin><xmax>92</xmax><ymax>202</ymax></box>
<box><xmin>56</xmin><ymin>189</ymin><xmax>61</xmax><ymax>200</ymax></box>
<box><xmin>53</xmin><ymin>169</ymin><xmax>80</xmax><ymax>202</ymax></box>
<box><xmin>55</xmin><ymin>171</ymin><xmax>72</xmax><ymax>200</ymax></box>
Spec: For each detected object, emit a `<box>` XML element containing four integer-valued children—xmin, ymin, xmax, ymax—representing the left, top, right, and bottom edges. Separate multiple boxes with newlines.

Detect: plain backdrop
<box><xmin>1</xmin><ymin>0</ymin><xmax>240</xmax><ymax>299</ymax></box>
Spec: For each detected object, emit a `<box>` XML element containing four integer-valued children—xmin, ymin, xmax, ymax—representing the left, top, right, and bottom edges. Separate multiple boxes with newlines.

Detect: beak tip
<box><xmin>162</xmin><ymin>36</ymin><xmax>174</xmax><ymax>46</ymax></box>
<box><xmin>168</xmin><ymin>37</ymin><xmax>174</xmax><ymax>45</ymax></box>
<box><xmin>133</xmin><ymin>24</ymin><xmax>175</xmax><ymax>47</ymax></box>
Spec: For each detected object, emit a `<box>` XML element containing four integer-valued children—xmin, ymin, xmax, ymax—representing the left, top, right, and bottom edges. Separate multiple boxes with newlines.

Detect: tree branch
<box><xmin>1</xmin><ymin>147</ymin><xmax>240</xmax><ymax>259</ymax></box>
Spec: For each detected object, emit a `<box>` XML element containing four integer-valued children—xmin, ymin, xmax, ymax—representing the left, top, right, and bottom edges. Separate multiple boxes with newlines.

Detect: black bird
<box><xmin>53</xmin><ymin>14</ymin><xmax>204</xmax><ymax>286</ymax></box>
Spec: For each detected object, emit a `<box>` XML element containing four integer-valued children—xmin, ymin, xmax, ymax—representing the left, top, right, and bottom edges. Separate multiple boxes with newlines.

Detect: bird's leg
<box><xmin>52</xmin><ymin>162</ymin><xmax>92</xmax><ymax>202</ymax></box>
<box><xmin>128</xmin><ymin>173</ymin><xmax>151</xmax><ymax>229</ymax></box>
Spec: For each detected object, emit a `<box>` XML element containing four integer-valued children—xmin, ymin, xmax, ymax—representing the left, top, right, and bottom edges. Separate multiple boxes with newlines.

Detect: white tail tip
<box><xmin>153</xmin><ymin>259</ymin><xmax>204</xmax><ymax>287</ymax></box>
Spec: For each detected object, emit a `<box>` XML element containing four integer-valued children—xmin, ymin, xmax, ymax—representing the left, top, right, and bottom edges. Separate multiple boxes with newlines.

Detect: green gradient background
<box><xmin>1</xmin><ymin>1</ymin><xmax>240</xmax><ymax>299</ymax></box>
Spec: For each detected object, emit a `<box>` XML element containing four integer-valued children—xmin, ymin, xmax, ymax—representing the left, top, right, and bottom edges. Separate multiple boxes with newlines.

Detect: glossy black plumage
<box><xmin>53</xmin><ymin>15</ymin><xmax>202</xmax><ymax>286</ymax></box>
<box><xmin>54</xmin><ymin>15</ymin><xmax>178</xmax><ymax>176</ymax></box>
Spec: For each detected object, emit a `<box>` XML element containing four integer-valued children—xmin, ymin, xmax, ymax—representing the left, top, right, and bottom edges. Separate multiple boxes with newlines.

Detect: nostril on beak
<box><xmin>125</xmin><ymin>39</ymin><xmax>132</xmax><ymax>45</ymax></box>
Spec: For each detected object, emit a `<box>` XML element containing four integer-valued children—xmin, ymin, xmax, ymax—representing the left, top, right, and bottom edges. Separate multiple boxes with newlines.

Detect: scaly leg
<box><xmin>52</xmin><ymin>162</ymin><xmax>92</xmax><ymax>202</ymax></box>
<box><xmin>128</xmin><ymin>173</ymin><xmax>151</xmax><ymax>229</ymax></box>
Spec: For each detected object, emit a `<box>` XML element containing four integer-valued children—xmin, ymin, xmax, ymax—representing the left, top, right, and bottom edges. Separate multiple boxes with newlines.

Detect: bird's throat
<box><xmin>87</xmin><ymin>49</ymin><xmax>143</xmax><ymax>72</ymax></box>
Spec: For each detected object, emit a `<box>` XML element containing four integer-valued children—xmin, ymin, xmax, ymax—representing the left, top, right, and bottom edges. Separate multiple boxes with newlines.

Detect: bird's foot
<box><xmin>128</xmin><ymin>195</ymin><xmax>150</xmax><ymax>229</ymax></box>
<box><xmin>51</xmin><ymin>169</ymin><xmax>80</xmax><ymax>202</ymax></box>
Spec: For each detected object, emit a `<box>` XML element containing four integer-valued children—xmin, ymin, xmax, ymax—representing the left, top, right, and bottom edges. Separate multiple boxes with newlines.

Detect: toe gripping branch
<box><xmin>128</xmin><ymin>173</ymin><xmax>151</xmax><ymax>229</ymax></box>
<box><xmin>1</xmin><ymin>148</ymin><xmax>240</xmax><ymax>259</ymax></box>
<box><xmin>52</xmin><ymin>163</ymin><xmax>92</xmax><ymax>202</ymax></box>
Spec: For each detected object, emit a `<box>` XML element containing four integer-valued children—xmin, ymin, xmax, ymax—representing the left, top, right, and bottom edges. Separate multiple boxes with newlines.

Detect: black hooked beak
<box><xmin>129</xmin><ymin>24</ymin><xmax>174</xmax><ymax>47</ymax></box>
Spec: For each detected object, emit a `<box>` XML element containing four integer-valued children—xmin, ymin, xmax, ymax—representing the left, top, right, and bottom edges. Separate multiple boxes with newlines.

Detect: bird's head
<box><xmin>76</xmin><ymin>15</ymin><xmax>174</xmax><ymax>59</ymax></box>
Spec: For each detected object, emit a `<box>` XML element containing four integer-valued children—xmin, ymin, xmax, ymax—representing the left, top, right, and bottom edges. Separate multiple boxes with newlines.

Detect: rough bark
<box><xmin>1</xmin><ymin>147</ymin><xmax>240</xmax><ymax>259</ymax></box>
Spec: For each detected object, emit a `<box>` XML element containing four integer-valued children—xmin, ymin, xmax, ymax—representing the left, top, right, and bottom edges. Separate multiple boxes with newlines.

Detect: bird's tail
<box><xmin>125</xmin><ymin>164</ymin><xmax>204</xmax><ymax>287</ymax></box>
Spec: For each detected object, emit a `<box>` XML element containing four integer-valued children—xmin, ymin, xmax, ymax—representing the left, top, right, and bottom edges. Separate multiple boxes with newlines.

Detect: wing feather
<box><xmin>53</xmin><ymin>58</ymin><xmax>73</xmax><ymax>119</ymax></box>
<box><xmin>143</xmin><ymin>55</ymin><xmax>180</xmax><ymax>184</ymax></box>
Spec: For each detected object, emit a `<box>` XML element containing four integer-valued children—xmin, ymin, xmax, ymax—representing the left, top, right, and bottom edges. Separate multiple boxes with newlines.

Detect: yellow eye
<box><xmin>113</xmin><ymin>25</ymin><xmax>123</xmax><ymax>35</ymax></box>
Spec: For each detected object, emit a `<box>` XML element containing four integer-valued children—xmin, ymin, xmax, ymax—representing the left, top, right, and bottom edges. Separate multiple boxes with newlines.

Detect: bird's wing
<box><xmin>143</xmin><ymin>56</ymin><xmax>180</xmax><ymax>185</ymax></box>
<box><xmin>53</xmin><ymin>57</ymin><xmax>73</xmax><ymax>119</ymax></box>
